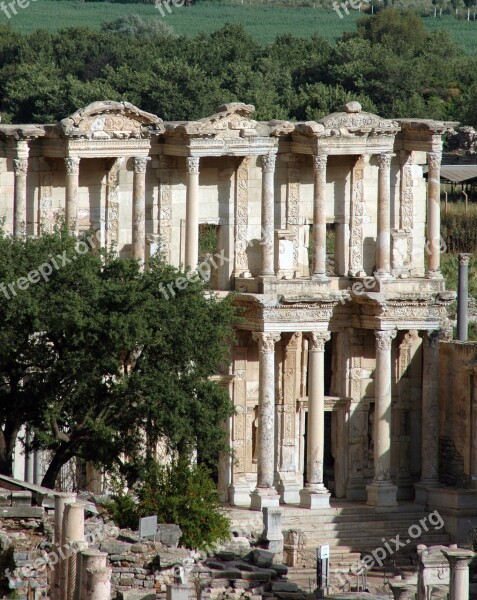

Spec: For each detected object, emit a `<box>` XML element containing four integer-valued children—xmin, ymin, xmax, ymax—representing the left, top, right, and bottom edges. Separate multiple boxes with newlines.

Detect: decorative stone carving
<box><xmin>427</xmin><ymin>151</ymin><xmax>442</xmax><ymax>169</ymax></box>
<box><xmin>253</xmin><ymin>332</ymin><xmax>281</xmax><ymax>353</ymax></box>
<box><xmin>309</xmin><ymin>331</ymin><xmax>331</xmax><ymax>352</ymax></box>
<box><xmin>286</xmin><ymin>156</ymin><xmax>300</xmax><ymax>271</ymax></box>
<box><xmin>458</xmin><ymin>253</ymin><xmax>472</xmax><ymax>266</ymax></box>
<box><xmin>61</xmin><ymin>101</ymin><xmax>164</xmax><ymax>139</ymax></box>
<box><xmin>318</xmin><ymin>103</ymin><xmax>400</xmax><ymax>136</ymax></box>
<box><xmin>157</xmin><ymin>155</ymin><xmax>174</xmax><ymax>261</ymax></box>
<box><xmin>234</xmin><ymin>156</ymin><xmax>250</xmax><ymax>275</ymax></box>
<box><xmin>106</xmin><ymin>158</ymin><xmax>122</xmax><ymax>249</ymax></box>
<box><xmin>349</xmin><ymin>154</ymin><xmax>366</xmax><ymax>276</ymax></box>
<box><xmin>312</xmin><ymin>154</ymin><xmax>327</xmax><ymax>171</ymax></box>
<box><xmin>375</xmin><ymin>330</ymin><xmax>397</xmax><ymax>351</ymax></box>
<box><xmin>261</xmin><ymin>153</ymin><xmax>276</xmax><ymax>174</ymax></box>
<box><xmin>168</xmin><ymin>103</ymin><xmax>257</xmax><ymax>138</ymax></box>
<box><xmin>133</xmin><ymin>156</ymin><xmax>149</xmax><ymax>174</ymax></box>
<box><xmin>378</xmin><ymin>152</ymin><xmax>393</xmax><ymax>170</ymax></box>
<box><xmin>13</xmin><ymin>158</ymin><xmax>28</xmax><ymax>175</ymax></box>
<box><xmin>65</xmin><ymin>157</ymin><xmax>80</xmax><ymax>175</ymax></box>
<box><xmin>186</xmin><ymin>156</ymin><xmax>200</xmax><ymax>174</ymax></box>
<box><xmin>39</xmin><ymin>173</ymin><xmax>53</xmax><ymax>233</ymax></box>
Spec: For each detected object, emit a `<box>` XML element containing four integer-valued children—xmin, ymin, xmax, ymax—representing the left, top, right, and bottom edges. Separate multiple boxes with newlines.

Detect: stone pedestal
<box><xmin>250</xmin><ymin>487</ymin><xmax>280</xmax><ymax>510</ymax></box>
<box><xmin>299</xmin><ymin>485</ymin><xmax>331</xmax><ymax>509</ymax></box>
<box><xmin>367</xmin><ymin>329</ymin><xmax>398</xmax><ymax>510</ymax></box>
<box><xmin>185</xmin><ymin>156</ymin><xmax>200</xmax><ymax>270</ymax></box>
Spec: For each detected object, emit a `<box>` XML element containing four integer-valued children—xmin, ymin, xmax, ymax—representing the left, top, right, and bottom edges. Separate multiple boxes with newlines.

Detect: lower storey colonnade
<box><xmin>237</xmin><ymin>326</ymin><xmax>441</xmax><ymax>511</ymax></box>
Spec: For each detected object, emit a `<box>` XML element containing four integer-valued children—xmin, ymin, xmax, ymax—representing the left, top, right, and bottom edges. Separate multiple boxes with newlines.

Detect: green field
<box><xmin>1</xmin><ymin>1</ymin><xmax>477</xmax><ymax>51</ymax></box>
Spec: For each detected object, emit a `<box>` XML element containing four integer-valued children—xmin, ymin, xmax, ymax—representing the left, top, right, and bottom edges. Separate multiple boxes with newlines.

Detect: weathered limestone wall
<box><xmin>438</xmin><ymin>341</ymin><xmax>477</xmax><ymax>487</ymax></box>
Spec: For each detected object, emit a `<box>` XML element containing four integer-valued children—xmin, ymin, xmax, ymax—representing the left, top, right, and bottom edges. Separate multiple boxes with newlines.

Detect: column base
<box><xmin>311</xmin><ymin>274</ymin><xmax>329</xmax><ymax>282</ymax></box>
<box><xmin>250</xmin><ymin>487</ymin><xmax>280</xmax><ymax>511</ymax></box>
<box><xmin>414</xmin><ymin>480</ymin><xmax>440</xmax><ymax>507</ymax></box>
<box><xmin>374</xmin><ymin>270</ymin><xmax>392</xmax><ymax>280</ymax></box>
<box><xmin>426</xmin><ymin>269</ymin><xmax>442</xmax><ymax>279</ymax></box>
<box><xmin>299</xmin><ymin>485</ymin><xmax>331</xmax><ymax>509</ymax></box>
<box><xmin>229</xmin><ymin>482</ymin><xmax>254</xmax><ymax>507</ymax></box>
<box><xmin>276</xmin><ymin>479</ymin><xmax>302</xmax><ymax>505</ymax></box>
<box><xmin>366</xmin><ymin>480</ymin><xmax>398</xmax><ymax>511</ymax></box>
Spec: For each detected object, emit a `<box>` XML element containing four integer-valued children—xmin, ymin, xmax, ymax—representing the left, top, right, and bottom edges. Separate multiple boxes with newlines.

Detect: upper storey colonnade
<box><xmin>0</xmin><ymin>100</ymin><xmax>456</xmax><ymax>289</ymax></box>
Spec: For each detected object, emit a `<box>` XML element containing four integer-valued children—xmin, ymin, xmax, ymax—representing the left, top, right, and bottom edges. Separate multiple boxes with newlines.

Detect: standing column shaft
<box><xmin>65</xmin><ymin>157</ymin><xmax>80</xmax><ymax>234</ymax></box>
<box><xmin>185</xmin><ymin>156</ymin><xmax>200</xmax><ymax>270</ymax></box>
<box><xmin>13</xmin><ymin>140</ymin><xmax>29</xmax><ymax>238</ymax></box>
<box><xmin>458</xmin><ymin>253</ymin><xmax>471</xmax><ymax>341</ymax></box>
<box><xmin>260</xmin><ymin>154</ymin><xmax>276</xmax><ymax>277</ymax></box>
<box><xmin>373</xmin><ymin>330</ymin><xmax>396</xmax><ymax>481</ymax></box>
<box><xmin>421</xmin><ymin>330</ymin><xmax>440</xmax><ymax>484</ymax></box>
<box><xmin>376</xmin><ymin>153</ymin><xmax>393</xmax><ymax>276</ymax></box>
<box><xmin>426</xmin><ymin>151</ymin><xmax>442</xmax><ymax>276</ymax></box>
<box><xmin>306</xmin><ymin>331</ymin><xmax>330</xmax><ymax>486</ymax></box>
<box><xmin>60</xmin><ymin>503</ymin><xmax>84</xmax><ymax>600</ymax></box>
<box><xmin>53</xmin><ymin>493</ymin><xmax>77</xmax><ymax>600</ymax></box>
<box><xmin>442</xmin><ymin>549</ymin><xmax>475</xmax><ymax>600</ymax></box>
<box><xmin>312</xmin><ymin>154</ymin><xmax>328</xmax><ymax>278</ymax></box>
<box><xmin>252</xmin><ymin>332</ymin><xmax>280</xmax><ymax>488</ymax></box>
<box><xmin>132</xmin><ymin>157</ymin><xmax>150</xmax><ymax>263</ymax></box>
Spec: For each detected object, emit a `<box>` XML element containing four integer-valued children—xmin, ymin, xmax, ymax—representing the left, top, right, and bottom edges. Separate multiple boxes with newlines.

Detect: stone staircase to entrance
<box><xmin>226</xmin><ymin>503</ymin><xmax>451</xmax><ymax>592</ymax></box>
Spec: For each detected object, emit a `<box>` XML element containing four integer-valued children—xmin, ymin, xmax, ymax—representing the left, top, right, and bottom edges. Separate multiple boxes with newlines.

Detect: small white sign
<box><xmin>319</xmin><ymin>544</ymin><xmax>330</xmax><ymax>559</ymax></box>
<box><xmin>139</xmin><ymin>515</ymin><xmax>158</xmax><ymax>539</ymax></box>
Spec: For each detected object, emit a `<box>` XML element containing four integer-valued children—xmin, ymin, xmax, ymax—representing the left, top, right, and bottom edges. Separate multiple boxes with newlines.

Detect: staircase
<box><xmin>226</xmin><ymin>502</ymin><xmax>451</xmax><ymax>592</ymax></box>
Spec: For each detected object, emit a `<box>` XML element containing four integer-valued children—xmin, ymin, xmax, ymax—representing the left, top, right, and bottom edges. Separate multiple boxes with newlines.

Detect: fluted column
<box><xmin>186</xmin><ymin>156</ymin><xmax>200</xmax><ymax>270</ymax></box>
<box><xmin>13</xmin><ymin>140</ymin><xmax>29</xmax><ymax>238</ymax></box>
<box><xmin>300</xmin><ymin>331</ymin><xmax>331</xmax><ymax>509</ymax></box>
<box><xmin>426</xmin><ymin>151</ymin><xmax>442</xmax><ymax>277</ymax></box>
<box><xmin>132</xmin><ymin>156</ymin><xmax>150</xmax><ymax>263</ymax></box>
<box><xmin>421</xmin><ymin>330</ymin><xmax>440</xmax><ymax>485</ymax></box>
<box><xmin>376</xmin><ymin>153</ymin><xmax>393</xmax><ymax>277</ymax></box>
<box><xmin>250</xmin><ymin>331</ymin><xmax>281</xmax><ymax>510</ymax></box>
<box><xmin>260</xmin><ymin>154</ymin><xmax>276</xmax><ymax>277</ymax></box>
<box><xmin>312</xmin><ymin>154</ymin><xmax>328</xmax><ymax>279</ymax></box>
<box><xmin>442</xmin><ymin>549</ymin><xmax>475</xmax><ymax>600</ymax></box>
<box><xmin>367</xmin><ymin>329</ymin><xmax>398</xmax><ymax>510</ymax></box>
<box><xmin>65</xmin><ymin>157</ymin><xmax>80</xmax><ymax>234</ymax></box>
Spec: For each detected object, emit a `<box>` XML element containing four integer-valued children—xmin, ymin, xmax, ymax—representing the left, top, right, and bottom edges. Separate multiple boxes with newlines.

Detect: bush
<box><xmin>137</xmin><ymin>459</ymin><xmax>231</xmax><ymax>550</ymax></box>
<box><xmin>104</xmin><ymin>493</ymin><xmax>139</xmax><ymax>530</ymax></box>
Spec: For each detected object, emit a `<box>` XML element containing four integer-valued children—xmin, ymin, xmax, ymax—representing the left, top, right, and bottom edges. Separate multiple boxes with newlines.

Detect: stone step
<box><xmin>294</xmin><ymin>533</ymin><xmax>450</xmax><ymax>549</ymax></box>
<box><xmin>285</xmin><ymin>520</ymin><xmax>444</xmax><ymax>533</ymax></box>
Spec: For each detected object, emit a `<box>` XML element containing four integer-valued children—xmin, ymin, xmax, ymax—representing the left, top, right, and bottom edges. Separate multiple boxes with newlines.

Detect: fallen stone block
<box><xmin>101</xmin><ymin>541</ymin><xmax>132</xmax><ymax>555</ymax></box>
<box><xmin>248</xmin><ymin>549</ymin><xmax>274</xmax><ymax>569</ymax></box>
<box><xmin>11</xmin><ymin>491</ymin><xmax>32</xmax><ymax>506</ymax></box>
<box><xmin>270</xmin><ymin>563</ymin><xmax>288</xmax><ymax>577</ymax></box>
<box><xmin>0</xmin><ymin>507</ymin><xmax>44</xmax><ymax>518</ymax></box>
<box><xmin>269</xmin><ymin>582</ymin><xmax>299</xmax><ymax>592</ymax></box>
<box><xmin>157</xmin><ymin>524</ymin><xmax>182</xmax><ymax>548</ymax></box>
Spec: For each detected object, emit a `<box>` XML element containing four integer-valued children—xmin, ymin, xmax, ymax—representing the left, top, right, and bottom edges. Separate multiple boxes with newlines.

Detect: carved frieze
<box><xmin>286</xmin><ymin>157</ymin><xmax>300</xmax><ymax>270</ymax></box>
<box><xmin>349</xmin><ymin>155</ymin><xmax>366</xmax><ymax>276</ymax></box>
<box><xmin>234</xmin><ymin>156</ymin><xmax>250</xmax><ymax>274</ymax></box>
<box><xmin>157</xmin><ymin>155</ymin><xmax>175</xmax><ymax>261</ymax></box>
<box><xmin>106</xmin><ymin>158</ymin><xmax>122</xmax><ymax>249</ymax></box>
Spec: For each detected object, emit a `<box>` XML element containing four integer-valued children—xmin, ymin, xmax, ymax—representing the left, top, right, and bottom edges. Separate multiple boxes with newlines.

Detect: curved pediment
<box><xmin>318</xmin><ymin>102</ymin><xmax>400</xmax><ymax>136</ymax></box>
<box><xmin>167</xmin><ymin>102</ymin><xmax>258</xmax><ymax>138</ymax></box>
<box><xmin>60</xmin><ymin>101</ymin><xmax>164</xmax><ymax>139</ymax></box>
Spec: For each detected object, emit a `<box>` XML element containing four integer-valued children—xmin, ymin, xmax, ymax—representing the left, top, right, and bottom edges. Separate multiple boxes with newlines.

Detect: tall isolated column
<box><xmin>260</xmin><ymin>154</ymin><xmax>276</xmax><ymax>277</ymax></box>
<box><xmin>132</xmin><ymin>156</ymin><xmax>150</xmax><ymax>264</ymax></box>
<box><xmin>300</xmin><ymin>331</ymin><xmax>331</xmax><ymax>509</ymax></box>
<box><xmin>185</xmin><ymin>156</ymin><xmax>200</xmax><ymax>270</ymax></box>
<box><xmin>13</xmin><ymin>140</ymin><xmax>29</xmax><ymax>238</ymax></box>
<box><xmin>376</xmin><ymin>153</ymin><xmax>393</xmax><ymax>277</ymax></box>
<box><xmin>442</xmin><ymin>549</ymin><xmax>475</xmax><ymax>600</ymax></box>
<box><xmin>250</xmin><ymin>331</ymin><xmax>281</xmax><ymax>510</ymax></box>
<box><xmin>65</xmin><ymin>157</ymin><xmax>80</xmax><ymax>235</ymax></box>
<box><xmin>312</xmin><ymin>154</ymin><xmax>328</xmax><ymax>279</ymax></box>
<box><xmin>426</xmin><ymin>151</ymin><xmax>442</xmax><ymax>277</ymax></box>
<box><xmin>458</xmin><ymin>253</ymin><xmax>472</xmax><ymax>341</ymax></box>
<box><xmin>366</xmin><ymin>329</ymin><xmax>398</xmax><ymax>510</ymax></box>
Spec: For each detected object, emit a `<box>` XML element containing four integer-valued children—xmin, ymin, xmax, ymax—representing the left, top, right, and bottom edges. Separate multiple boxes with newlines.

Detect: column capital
<box><xmin>13</xmin><ymin>158</ymin><xmax>28</xmax><ymax>175</ymax></box>
<box><xmin>260</xmin><ymin>153</ymin><xmax>276</xmax><ymax>174</ymax></box>
<box><xmin>442</xmin><ymin>548</ymin><xmax>475</xmax><ymax>568</ymax></box>
<box><xmin>186</xmin><ymin>156</ymin><xmax>200</xmax><ymax>174</ymax></box>
<box><xmin>252</xmin><ymin>331</ymin><xmax>281</xmax><ymax>352</ymax></box>
<box><xmin>378</xmin><ymin>152</ymin><xmax>394</xmax><ymax>169</ymax></box>
<box><xmin>375</xmin><ymin>329</ymin><xmax>397</xmax><ymax>350</ymax></box>
<box><xmin>458</xmin><ymin>252</ymin><xmax>472</xmax><ymax>266</ymax></box>
<box><xmin>312</xmin><ymin>153</ymin><xmax>328</xmax><ymax>171</ymax></box>
<box><xmin>309</xmin><ymin>331</ymin><xmax>331</xmax><ymax>352</ymax></box>
<box><xmin>427</xmin><ymin>151</ymin><xmax>442</xmax><ymax>169</ymax></box>
<box><xmin>133</xmin><ymin>156</ymin><xmax>150</xmax><ymax>174</ymax></box>
<box><xmin>65</xmin><ymin>157</ymin><xmax>80</xmax><ymax>175</ymax></box>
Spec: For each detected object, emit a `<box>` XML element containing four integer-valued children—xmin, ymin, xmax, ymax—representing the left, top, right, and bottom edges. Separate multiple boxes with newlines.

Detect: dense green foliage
<box><xmin>1</xmin><ymin>8</ymin><xmax>477</xmax><ymax>124</ymax></box>
<box><xmin>0</xmin><ymin>228</ymin><xmax>236</xmax><ymax>487</ymax></box>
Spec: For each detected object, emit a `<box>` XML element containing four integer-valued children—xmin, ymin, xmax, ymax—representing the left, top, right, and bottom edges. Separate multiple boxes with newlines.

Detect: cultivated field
<box><xmin>2</xmin><ymin>1</ymin><xmax>477</xmax><ymax>51</ymax></box>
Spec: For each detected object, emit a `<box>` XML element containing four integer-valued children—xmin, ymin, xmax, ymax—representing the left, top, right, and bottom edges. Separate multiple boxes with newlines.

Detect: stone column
<box><xmin>458</xmin><ymin>253</ymin><xmax>472</xmax><ymax>341</ymax></box>
<box><xmin>250</xmin><ymin>331</ymin><xmax>281</xmax><ymax>510</ymax></box>
<box><xmin>132</xmin><ymin>156</ymin><xmax>150</xmax><ymax>263</ymax></box>
<box><xmin>80</xmin><ymin>550</ymin><xmax>108</xmax><ymax>600</ymax></box>
<box><xmin>260</xmin><ymin>154</ymin><xmax>276</xmax><ymax>277</ymax></box>
<box><xmin>65</xmin><ymin>157</ymin><xmax>80</xmax><ymax>234</ymax></box>
<box><xmin>312</xmin><ymin>154</ymin><xmax>328</xmax><ymax>279</ymax></box>
<box><xmin>60</xmin><ymin>502</ymin><xmax>85</xmax><ymax>600</ymax></box>
<box><xmin>418</xmin><ymin>330</ymin><xmax>440</xmax><ymax>492</ymax></box>
<box><xmin>85</xmin><ymin>567</ymin><xmax>112</xmax><ymax>600</ymax></box>
<box><xmin>300</xmin><ymin>331</ymin><xmax>331</xmax><ymax>509</ymax></box>
<box><xmin>376</xmin><ymin>153</ymin><xmax>393</xmax><ymax>277</ymax></box>
<box><xmin>442</xmin><ymin>549</ymin><xmax>474</xmax><ymax>600</ymax></box>
<box><xmin>52</xmin><ymin>493</ymin><xmax>77</xmax><ymax>600</ymax></box>
<box><xmin>366</xmin><ymin>329</ymin><xmax>398</xmax><ymax>510</ymax></box>
<box><xmin>13</xmin><ymin>140</ymin><xmax>29</xmax><ymax>238</ymax></box>
<box><xmin>426</xmin><ymin>151</ymin><xmax>442</xmax><ymax>277</ymax></box>
<box><xmin>185</xmin><ymin>156</ymin><xmax>200</xmax><ymax>270</ymax></box>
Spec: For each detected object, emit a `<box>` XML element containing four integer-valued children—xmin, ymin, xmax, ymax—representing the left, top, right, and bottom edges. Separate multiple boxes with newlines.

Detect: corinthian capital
<box><xmin>252</xmin><ymin>331</ymin><xmax>281</xmax><ymax>353</ymax></box>
<box><xmin>133</xmin><ymin>156</ymin><xmax>150</xmax><ymax>174</ymax></box>
<box><xmin>309</xmin><ymin>331</ymin><xmax>331</xmax><ymax>352</ymax></box>
<box><xmin>260</xmin><ymin>153</ymin><xmax>276</xmax><ymax>174</ymax></box>
<box><xmin>13</xmin><ymin>158</ymin><xmax>28</xmax><ymax>175</ymax></box>
<box><xmin>375</xmin><ymin>329</ymin><xmax>397</xmax><ymax>351</ymax></box>
<box><xmin>427</xmin><ymin>151</ymin><xmax>442</xmax><ymax>170</ymax></box>
<box><xmin>65</xmin><ymin>157</ymin><xmax>80</xmax><ymax>175</ymax></box>
<box><xmin>312</xmin><ymin>154</ymin><xmax>328</xmax><ymax>172</ymax></box>
<box><xmin>378</xmin><ymin>153</ymin><xmax>394</xmax><ymax>170</ymax></box>
<box><xmin>186</xmin><ymin>156</ymin><xmax>200</xmax><ymax>174</ymax></box>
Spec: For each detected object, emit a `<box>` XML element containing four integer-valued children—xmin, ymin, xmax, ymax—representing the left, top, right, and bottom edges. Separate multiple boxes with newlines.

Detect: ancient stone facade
<box><xmin>0</xmin><ymin>100</ymin><xmax>458</xmax><ymax>511</ymax></box>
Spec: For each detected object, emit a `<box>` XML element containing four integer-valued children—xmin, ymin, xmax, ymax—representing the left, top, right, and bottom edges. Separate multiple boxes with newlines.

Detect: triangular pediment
<box><xmin>60</xmin><ymin>101</ymin><xmax>164</xmax><ymax>139</ymax></box>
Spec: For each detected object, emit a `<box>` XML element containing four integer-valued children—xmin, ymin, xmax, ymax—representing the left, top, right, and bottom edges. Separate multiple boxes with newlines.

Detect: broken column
<box><xmin>442</xmin><ymin>548</ymin><xmax>474</xmax><ymax>600</ymax></box>
<box><xmin>262</xmin><ymin>507</ymin><xmax>284</xmax><ymax>559</ymax></box>
<box><xmin>53</xmin><ymin>493</ymin><xmax>77</xmax><ymax>600</ymax></box>
<box><xmin>84</xmin><ymin>567</ymin><xmax>112</xmax><ymax>600</ymax></box>
<box><xmin>79</xmin><ymin>549</ymin><xmax>108</xmax><ymax>600</ymax></box>
<box><xmin>60</xmin><ymin>502</ymin><xmax>85</xmax><ymax>600</ymax></box>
